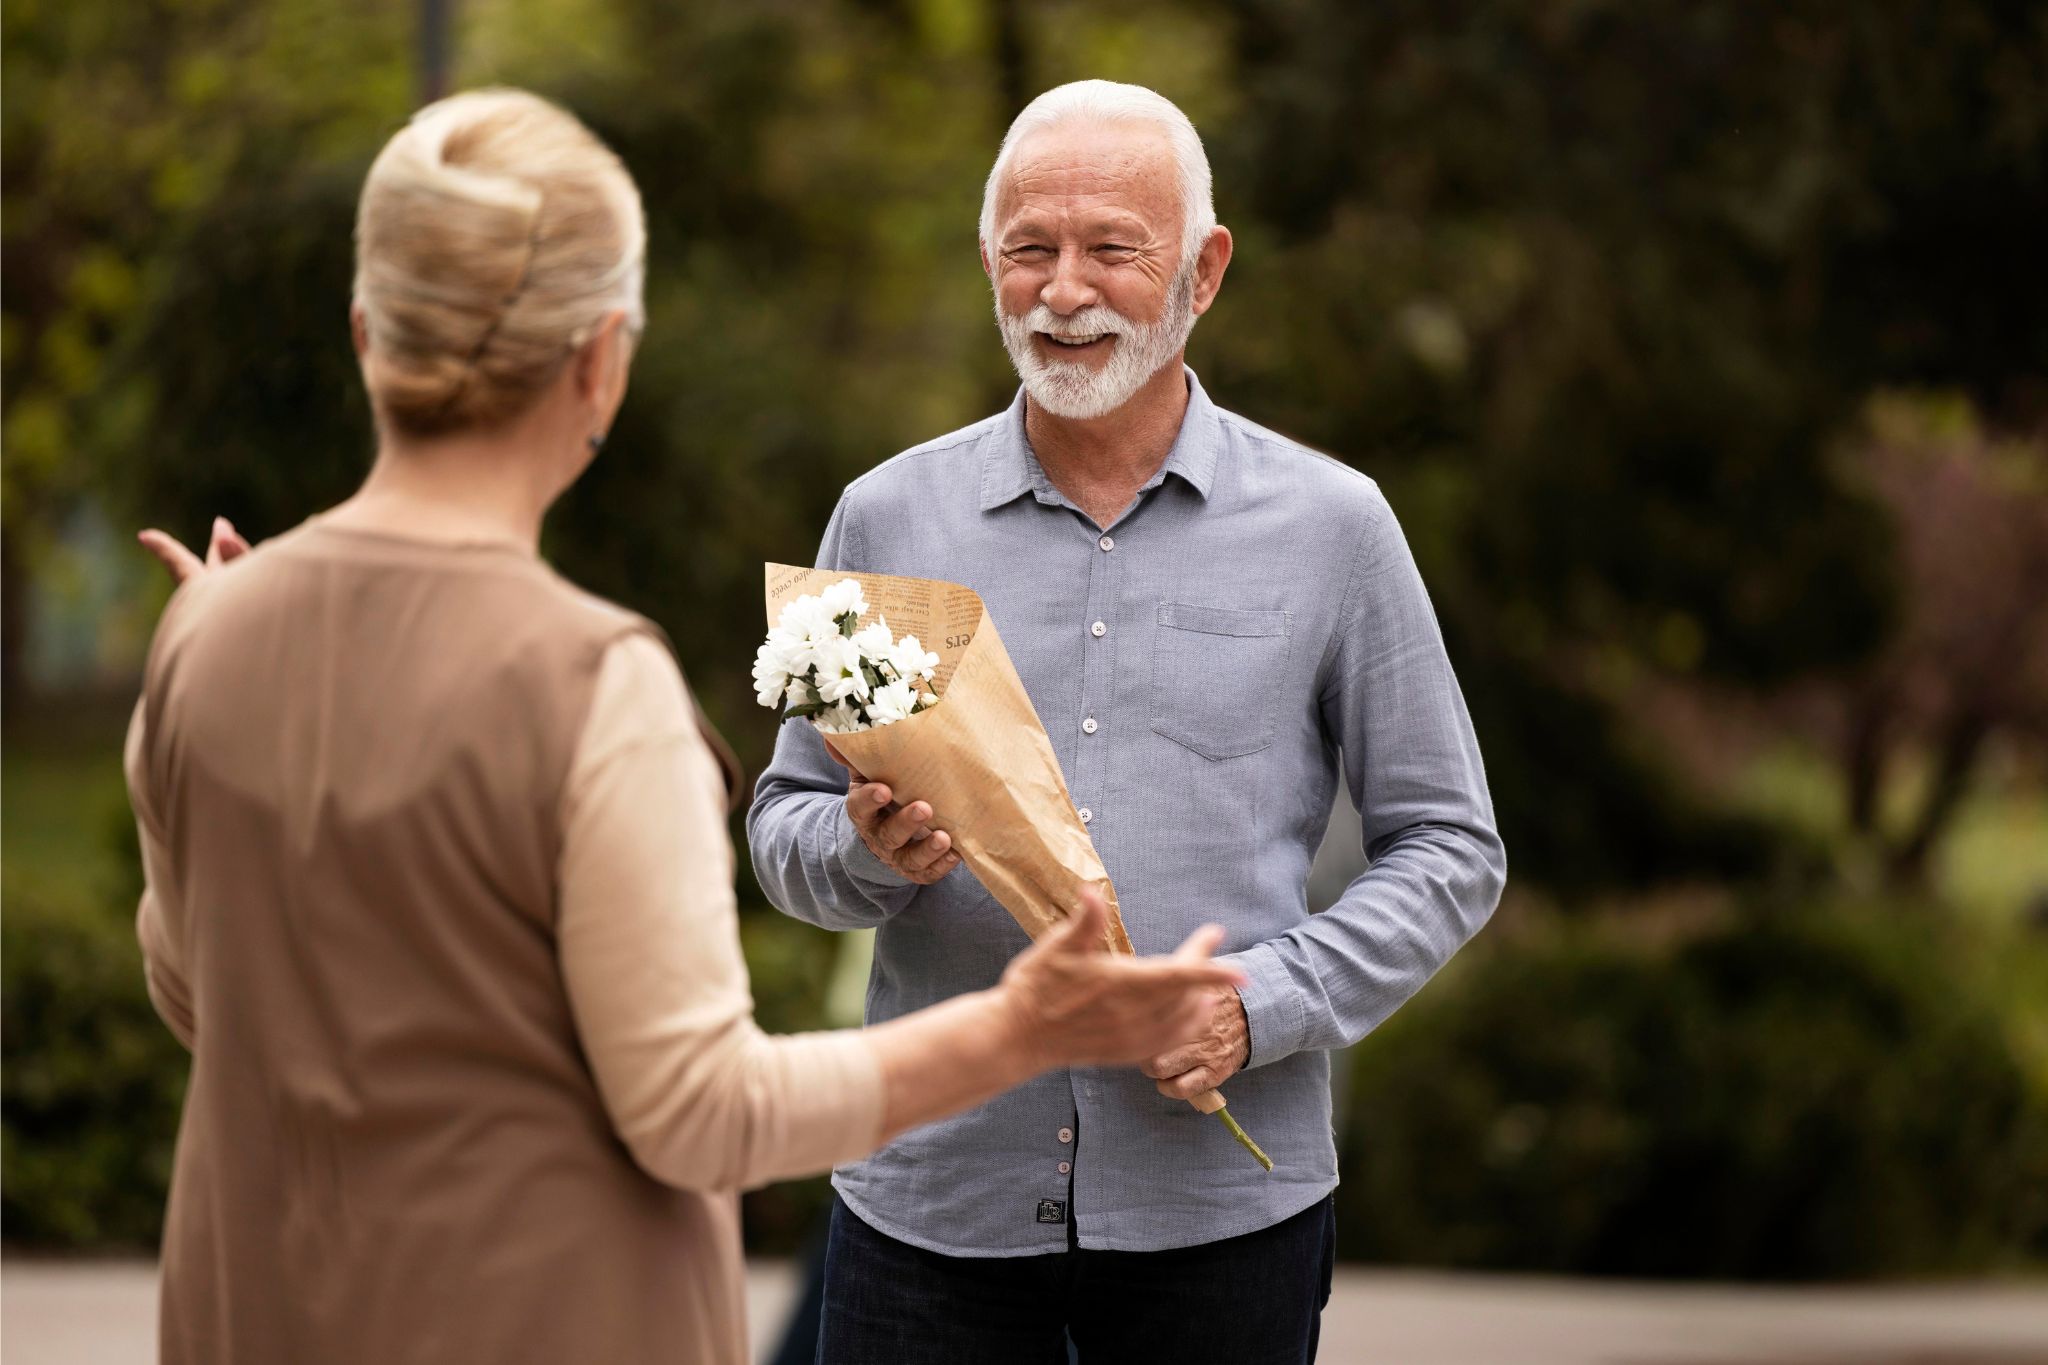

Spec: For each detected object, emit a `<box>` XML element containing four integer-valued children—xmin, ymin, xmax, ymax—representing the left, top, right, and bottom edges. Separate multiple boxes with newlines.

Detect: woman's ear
<box><xmin>574</xmin><ymin>310</ymin><xmax>630</xmax><ymax>407</ymax></box>
<box><xmin>349</xmin><ymin>302</ymin><xmax>370</xmax><ymax>359</ymax></box>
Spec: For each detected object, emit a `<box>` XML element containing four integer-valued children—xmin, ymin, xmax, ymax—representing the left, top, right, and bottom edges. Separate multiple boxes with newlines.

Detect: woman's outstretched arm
<box><xmin>557</xmin><ymin>634</ymin><xmax>1236</xmax><ymax>1192</ymax></box>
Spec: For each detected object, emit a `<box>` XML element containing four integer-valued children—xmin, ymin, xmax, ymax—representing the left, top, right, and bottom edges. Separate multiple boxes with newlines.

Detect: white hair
<box><xmin>978</xmin><ymin>80</ymin><xmax>1216</xmax><ymax>266</ymax></box>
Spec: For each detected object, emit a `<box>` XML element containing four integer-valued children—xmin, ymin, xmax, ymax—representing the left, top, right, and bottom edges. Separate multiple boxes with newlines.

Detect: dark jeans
<box><xmin>816</xmin><ymin>1192</ymin><xmax>1336</xmax><ymax>1365</ymax></box>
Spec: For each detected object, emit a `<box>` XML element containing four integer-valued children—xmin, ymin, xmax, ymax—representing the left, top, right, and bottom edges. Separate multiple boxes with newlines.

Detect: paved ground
<box><xmin>5</xmin><ymin>1258</ymin><xmax>2045</xmax><ymax>1363</ymax></box>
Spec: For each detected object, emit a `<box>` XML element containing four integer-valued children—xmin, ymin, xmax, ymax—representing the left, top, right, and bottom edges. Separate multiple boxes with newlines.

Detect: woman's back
<box><xmin>130</xmin><ymin>518</ymin><xmax>747</xmax><ymax>1364</ymax></box>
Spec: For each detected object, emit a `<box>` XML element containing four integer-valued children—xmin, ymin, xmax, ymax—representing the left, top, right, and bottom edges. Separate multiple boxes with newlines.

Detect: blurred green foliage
<box><xmin>2</xmin><ymin>873</ymin><xmax>186</xmax><ymax>1247</ymax></box>
<box><xmin>1339</xmin><ymin>905</ymin><xmax>2048</xmax><ymax>1277</ymax></box>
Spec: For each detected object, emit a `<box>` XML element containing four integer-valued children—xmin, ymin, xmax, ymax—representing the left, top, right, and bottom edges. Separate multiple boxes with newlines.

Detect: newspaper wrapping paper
<box><xmin>765</xmin><ymin>564</ymin><xmax>1272</xmax><ymax>1169</ymax></box>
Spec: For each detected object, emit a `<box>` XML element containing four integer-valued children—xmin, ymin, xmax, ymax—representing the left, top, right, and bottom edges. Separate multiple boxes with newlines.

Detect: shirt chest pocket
<box><xmin>1149</xmin><ymin>602</ymin><xmax>1292</xmax><ymax>760</ymax></box>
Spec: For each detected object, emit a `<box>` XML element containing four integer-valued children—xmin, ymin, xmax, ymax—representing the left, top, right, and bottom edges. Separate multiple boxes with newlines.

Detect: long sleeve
<box><xmin>557</xmin><ymin>633</ymin><xmax>886</xmax><ymax>1192</ymax></box>
<box><xmin>1223</xmin><ymin>491</ymin><xmax>1507</xmax><ymax>1068</ymax></box>
<box><xmin>745</xmin><ymin>496</ymin><xmax>922</xmax><ymax>931</ymax></box>
<box><xmin>126</xmin><ymin>699</ymin><xmax>197</xmax><ymax>1050</ymax></box>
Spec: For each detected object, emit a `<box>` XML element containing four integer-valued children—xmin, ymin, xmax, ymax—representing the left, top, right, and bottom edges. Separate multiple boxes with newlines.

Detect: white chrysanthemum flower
<box><xmin>814</xmin><ymin>700</ymin><xmax>863</xmax><ymax>734</ymax></box>
<box><xmin>777</xmin><ymin>594</ymin><xmax>837</xmax><ymax>643</ymax></box>
<box><xmin>886</xmin><ymin>633</ymin><xmax>940</xmax><ymax>683</ymax></box>
<box><xmin>867</xmin><ymin>678</ymin><xmax>921</xmax><ymax>726</ymax></box>
<box><xmin>811</xmin><ymin>633</ymin><xmax>870</xmax><ymax>704</ymax></box>
<box><xmin>783</xmin><ymin>678</ymin><xmax>814</xmax><ymax>711</ymax></box>
<box><xmin>817</xmin><ymin>578</ymin><xmax>867</xmax><ymax>621</ymax></box>
<box><xmin>851</xmin><ymin>616</ymin><xmax>895</xmax><ymax>661</ymax></box>
<box><xmin>752</xmin><ymin>627</ymin><xmax>808</xmax><ymax>708</ymax></box>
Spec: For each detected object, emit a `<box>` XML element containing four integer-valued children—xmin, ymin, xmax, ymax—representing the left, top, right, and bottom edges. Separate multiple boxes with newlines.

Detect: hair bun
<box><xmin>353</xmin><ymin>88</ymin><xmax>645</xmax><ymax>435</ymax></box>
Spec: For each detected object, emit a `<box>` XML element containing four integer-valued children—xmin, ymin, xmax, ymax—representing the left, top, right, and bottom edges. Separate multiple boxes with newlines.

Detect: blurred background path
<box><xmin>6</xmin><ymin>1257</ymin><xmax>2046</xmax><ymax>1365</ymax></box>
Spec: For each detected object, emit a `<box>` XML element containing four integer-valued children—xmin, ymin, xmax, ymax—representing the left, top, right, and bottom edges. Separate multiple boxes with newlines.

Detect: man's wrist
<box><xmin>1230</xmin><ymin>985</ymin><xmax>1252</xmax><ymax>1069</ymax></box>
<box><xmin>1219</xmin><ymin>944</ymin><xmax>1303</xmax><ymax>1070</ymax></box>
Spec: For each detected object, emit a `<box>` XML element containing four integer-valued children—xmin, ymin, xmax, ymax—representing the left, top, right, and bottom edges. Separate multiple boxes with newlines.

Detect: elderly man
<box><xmin>749</xmin><ymin>80</ymin><xmax>1506</xmax><ymax>1362</ymax></box>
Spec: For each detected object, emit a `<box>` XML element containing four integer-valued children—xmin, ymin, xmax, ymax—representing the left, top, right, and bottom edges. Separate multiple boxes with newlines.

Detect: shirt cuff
<box><xmin>836</xmin><ymin>806</ymin><xmax>913</xmax><ymax>889</ymax></box>
<box><xmin>1221</xmin><ymin>941</ymin><xmax>1305</xmax><ymax>1070</ymax></box>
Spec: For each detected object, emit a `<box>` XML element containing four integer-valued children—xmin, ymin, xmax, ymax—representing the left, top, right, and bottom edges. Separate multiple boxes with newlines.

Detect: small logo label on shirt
<box><xmin>1035</xmin><ymin>1199</ymin><xmax>1066</xmax><ymax>1225</ymax></box>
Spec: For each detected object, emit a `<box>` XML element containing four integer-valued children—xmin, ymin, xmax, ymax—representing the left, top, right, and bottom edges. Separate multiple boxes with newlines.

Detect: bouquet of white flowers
<box><xmin>752</xmin><ymin>578</ymin><xmax>941</xmax><ymax>734</ymax></box>
<box><xmin>757</xmin><ymin>565</ymin><xmax>1273</xmax><ymax>1172</ymax></box>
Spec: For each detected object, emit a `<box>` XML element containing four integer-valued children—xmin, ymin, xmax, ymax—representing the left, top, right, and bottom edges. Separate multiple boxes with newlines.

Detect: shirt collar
<box><xmin>978</xmin><ymin>365</ymin><xmax>1221</xmax><ymax>513</ymax></box>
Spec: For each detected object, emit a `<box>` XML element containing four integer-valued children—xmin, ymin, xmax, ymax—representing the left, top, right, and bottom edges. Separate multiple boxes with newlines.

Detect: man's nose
<box><xmin>1039</xmin><ymin>247</ymin><xmax>1098</xmax><ymax>315</ymax></box>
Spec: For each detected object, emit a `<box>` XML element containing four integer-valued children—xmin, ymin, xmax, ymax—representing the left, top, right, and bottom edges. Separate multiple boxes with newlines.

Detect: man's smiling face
<box><xmin>990</xmin><ymin>121</ymin><xmax>1184</xmax><ymax>366</ymax></box>
<box><xmin>985</xmin><ymin>121</ymin><xmax>1204</xmax><ymax>419</ymax></box>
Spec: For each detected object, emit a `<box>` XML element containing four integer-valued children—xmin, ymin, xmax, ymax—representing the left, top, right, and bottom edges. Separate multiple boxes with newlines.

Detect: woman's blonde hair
<box><xmin>353</xmin><ymin>89</ymin><xmax>646</xmax><ymax>435</ymax></box>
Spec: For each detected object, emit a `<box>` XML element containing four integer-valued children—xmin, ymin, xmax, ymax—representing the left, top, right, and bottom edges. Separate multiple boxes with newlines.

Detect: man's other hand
<box><xmin>1141</xmin><ymin>986</ymin><xmax>1250</xmax><ymax>1101</ymax></box>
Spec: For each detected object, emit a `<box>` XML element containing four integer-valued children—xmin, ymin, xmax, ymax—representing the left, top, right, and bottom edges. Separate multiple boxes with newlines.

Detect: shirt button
<box><xmin>1077</xmin><ymin>808</ymin><xmax>1093</xmax><ymax>825</ymax></box>
<box><xmin>1081</xmin><ymin>717</ymin><xmax>1098</xmax><ymax>735</ymax></box>
<box><xmin>1090</xmin><ymin>621</ymin><xmax>1106</xmax><ymax>638</ymax></box>
<box><xmin>1058</xmin><ymin>1127</ymin><xmax>1074</xmax><ymax>1144</ymax></box>
<box><xmin>1098</xmin><ymin>535</ymin><xmax>1115</xmax><ymax>552</ymax></box>
<box><xmin>1058</xmin><ymin>1161</ymin><xmax>1072</xmax><ymax>1175</ymax></box>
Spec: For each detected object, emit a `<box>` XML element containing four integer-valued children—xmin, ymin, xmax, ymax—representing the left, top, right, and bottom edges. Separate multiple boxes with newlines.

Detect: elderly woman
<box><xmin>127</xmin><ymin>88</ymin><xmax>1240</xmax><ymax>1365</ymax></box>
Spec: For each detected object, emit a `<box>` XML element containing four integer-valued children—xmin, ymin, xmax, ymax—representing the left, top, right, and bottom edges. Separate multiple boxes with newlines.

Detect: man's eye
<box><xmin>1098</xmin><ymin>244</ymin><xmax>1135</xmax><ymax>254</ymax></box>
<box><xmin>1010</xmin><ymin>246</ymin><xmax>1053</xmax><ymax>258</ymax></box>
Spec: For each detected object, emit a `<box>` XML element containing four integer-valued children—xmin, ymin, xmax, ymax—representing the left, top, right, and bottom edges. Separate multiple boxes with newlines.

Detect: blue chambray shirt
<box><xmin>748</xmin><ymin>368</ymin><xmax>1506</xmax><ymax>1255</ymax></box>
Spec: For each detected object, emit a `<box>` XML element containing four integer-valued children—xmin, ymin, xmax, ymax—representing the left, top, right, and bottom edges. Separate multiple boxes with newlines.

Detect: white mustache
<box><xmin>1019</xmin><ymin>305</ymin><xmax>1133</xmax><ymax>342</ymax></box>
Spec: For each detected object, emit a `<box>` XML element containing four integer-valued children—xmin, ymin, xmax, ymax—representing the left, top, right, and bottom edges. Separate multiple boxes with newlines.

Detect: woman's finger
<box><xmin>207</xmin><ymin>517</ymin><xmax>252</xmax><ymax>566</ymax></box>
<box><xmin>137</xmin><ymin>530</ymin><xmax>205</xmax><ymax>584</ymax></box>
<box><xmin>1146</xmin><ymin>960</ymin><xmax>1248</xmax><ymax>993</ymax></box>
<box><xmin>1049</xmin><ymin>889</ymin><xmax>1108</xmax><ymax>954</ymax></box>
<box><xmin>1171</xmin><ymin>924</ymin><xmax>1226</xmax><ymax>963</ymax></box>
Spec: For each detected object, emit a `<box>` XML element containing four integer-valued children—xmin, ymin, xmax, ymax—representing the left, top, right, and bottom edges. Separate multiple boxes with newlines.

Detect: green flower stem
<box><xmin>1213</xmin><ymin>1107</ymin><xmax>1273</xmax><ymax>1172</ymax></box>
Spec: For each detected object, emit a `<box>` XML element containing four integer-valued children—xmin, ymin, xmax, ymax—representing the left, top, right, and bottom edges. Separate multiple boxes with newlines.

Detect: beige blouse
<box><xmin>128</xmin><ymin>520</ymin><xmax>881</xmax><ymax>1364</ymax></box>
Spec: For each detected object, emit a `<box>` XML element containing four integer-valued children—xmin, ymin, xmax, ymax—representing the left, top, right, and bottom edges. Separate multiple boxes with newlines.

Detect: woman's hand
<box><xmin>138</xmin><ymin>517</ymin><xmax>252</xmax><ymax>585</ymax></box>
<box><xmin>996</xmin><ymin>889</ymin><xmax>1243</xmax><ymax>1071</ymax></box>
<box><xmin>868</xmin><ymin>888</ymin><xmax>1245</xmax><ymax>1143</ymax></box>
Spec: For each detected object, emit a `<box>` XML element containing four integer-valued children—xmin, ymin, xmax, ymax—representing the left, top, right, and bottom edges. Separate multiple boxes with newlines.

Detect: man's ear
<box><xmin>1191</xmin><ymin>226</ymin><xmax>1235</xmax><ymax>317</ymax></box>
<box><xmin>980</xmin><ymin>239</ymin><xmax>994</xmax><ymax>280</ymax></box>
<box><xmin>349</xmin><ymin>302</ymin><xmax>369</xmax><ymax>358</ymax></box>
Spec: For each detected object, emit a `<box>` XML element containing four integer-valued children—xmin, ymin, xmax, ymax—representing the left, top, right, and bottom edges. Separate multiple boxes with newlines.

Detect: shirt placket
<box><xmin>1072</xmin><ymin>523</ymin><xmax>1118</xmax><ymax>847</ymax></box>
<box><xmin>1061</xmin><ymin>518</ymin><xmax>1124</xmax><ymax>1219</ymax></box>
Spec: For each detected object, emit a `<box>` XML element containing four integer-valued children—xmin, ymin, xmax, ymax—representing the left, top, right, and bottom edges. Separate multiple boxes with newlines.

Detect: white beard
<box><xmin>995</xmin><ymin>257</ymin><xmax>1198</xmax><ymax>420</ymax></box>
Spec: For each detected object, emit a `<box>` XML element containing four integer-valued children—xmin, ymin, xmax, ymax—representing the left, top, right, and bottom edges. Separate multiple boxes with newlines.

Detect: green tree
<box><xmin>2</xmin><ymin>0</ymin><xmax>415</xmax><ymax>702</ymax></box>
<box><xmin>1201</xmin><ymin>0</ymin><xmax>2047</xmax><ymax>890</ymax></box>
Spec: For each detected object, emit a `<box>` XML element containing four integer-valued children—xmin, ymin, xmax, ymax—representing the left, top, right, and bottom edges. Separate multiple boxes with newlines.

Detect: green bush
<box><xmin>1338</xmin><ymin>906</ymin><xmax>2048</xmax><ymax>1279</ymax></box>
<box><xmin>3</xmin><ymin>872</ymin><xmax>187</xmax><ymax>1248</ymax></box>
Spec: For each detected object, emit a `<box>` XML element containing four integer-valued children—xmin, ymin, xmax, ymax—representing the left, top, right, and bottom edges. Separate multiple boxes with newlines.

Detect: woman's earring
<box><xmin>586</xmin><ymin>431</ymin><xmax>605</xmax><ymax>455</ymax></box>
